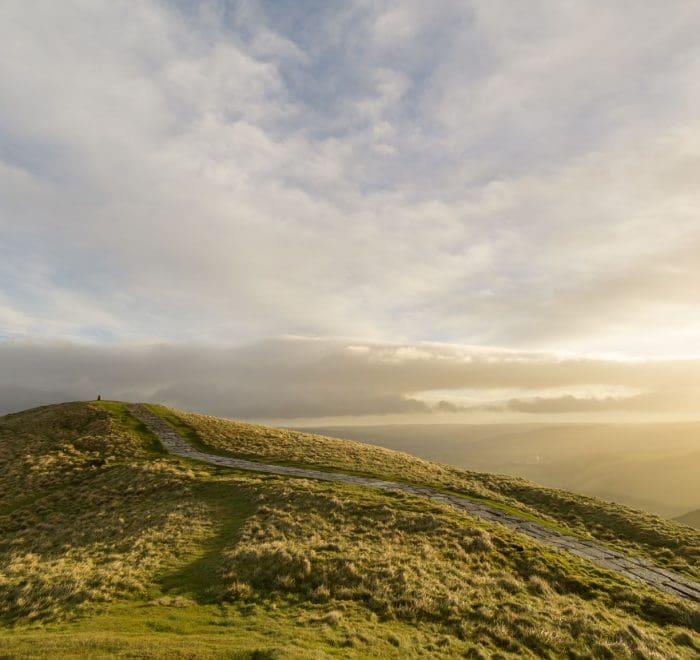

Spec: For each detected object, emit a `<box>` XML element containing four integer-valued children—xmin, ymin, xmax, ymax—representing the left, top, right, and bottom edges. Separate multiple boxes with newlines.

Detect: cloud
<box><xmin>1</xmin><ymin>2</ymin><xmax>700</xmax><ymax>355</ymax></box>
<box><xmin>1</xmin><ymin>337</ymin><xmax>699</xmax><ymax>420</ymax></box>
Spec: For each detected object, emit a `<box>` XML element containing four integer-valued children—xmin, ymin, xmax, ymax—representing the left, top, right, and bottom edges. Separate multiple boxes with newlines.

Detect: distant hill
<box><xmin>303</xmin><ymin>422</ymin><xmax>700</xmax><ymax>518</ymax></box>
<box><xmin>1</xmin><ymin>402</ymin><xmax>698</xmax><ymax>657</ymax></box>
<box><xmin>676</xmin><ymin>509</ymin><xmax>700</xmax><ymax>529</ymax></box>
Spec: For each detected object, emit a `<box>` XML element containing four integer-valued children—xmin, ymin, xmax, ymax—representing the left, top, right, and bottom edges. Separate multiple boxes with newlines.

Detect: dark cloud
<box><xmin>1</xmin><ymin>338</ymin><xmax>699</xmax><ymax>419</ymax></box>
<box><xmin>0</xmin><ymin>384</ymin><xmax>78</xmax><ymax>415</ymax></box>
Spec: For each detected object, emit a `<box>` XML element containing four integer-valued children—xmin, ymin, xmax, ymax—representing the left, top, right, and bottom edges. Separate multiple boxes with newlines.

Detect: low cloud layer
<box><xmin>2</xmin><ymin>338</ymin><xmax>699</xmax><ymax>421</ymax></box>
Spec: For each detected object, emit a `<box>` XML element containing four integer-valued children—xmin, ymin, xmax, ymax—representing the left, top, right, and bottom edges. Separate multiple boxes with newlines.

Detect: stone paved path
<box><xmin>129</xmin><ymin>404</ymin><xmax>700</xmax><ymax>605</ymax></box>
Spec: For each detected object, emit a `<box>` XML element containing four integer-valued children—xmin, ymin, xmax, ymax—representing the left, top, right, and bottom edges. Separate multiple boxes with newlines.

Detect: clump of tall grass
<box><xmin>216</xmin><ymin>480</ymin><xmax>699</xmax><ymax>658</ymax></box>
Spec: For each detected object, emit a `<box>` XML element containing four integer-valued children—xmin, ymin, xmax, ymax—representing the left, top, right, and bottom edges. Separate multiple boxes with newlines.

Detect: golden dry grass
<box><xmin>217</xmin><ymin>478</ymin><xmax>699</xmax><ymax>657</ymax></box>
<box><xmin>0</xmin><ymin>401</ymin><xmax>698</xmax><ymax>658</ymax></box>
<box><xmin>162</xmin><ymin>404</ymin><xmax>700</xmax><ymax>580</ymax></box>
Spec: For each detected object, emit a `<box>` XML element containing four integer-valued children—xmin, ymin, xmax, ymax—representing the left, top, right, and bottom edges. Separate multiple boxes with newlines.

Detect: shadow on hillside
<box><xmin>158</xmin><ymin>482</ymin><xmax>255</xmax><ymax>603</ymax></box>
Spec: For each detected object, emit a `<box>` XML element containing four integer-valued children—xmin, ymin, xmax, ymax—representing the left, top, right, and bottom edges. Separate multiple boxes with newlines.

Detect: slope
<box><xmin>304</xmin><ymin>422</ymin><xmax>700</xmax><ymax>518</ymax></box>
<box><xmin>676</xmin><ymin>510</ymin><xmax>700</xmax><ymax>530</ymax></box>
<box><xmin>131</xmin><ymin>404</ymin><xmax>699</xmax><ymax>603</ymax></box>
<box><xmin>0</xmin><ymin>402</ymin><xmax>698</xmax><ymax>658</ymax></box>
<box><xmin>159</xmin><ymin>405</ymin><xmax>700</xmax><ymax>582</ymax></box>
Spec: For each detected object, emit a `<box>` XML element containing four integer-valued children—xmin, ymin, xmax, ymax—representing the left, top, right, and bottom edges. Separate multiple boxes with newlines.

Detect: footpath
<box><xmin>129</xmin><ymin>404</ymin><xmax>700</xmax><ymax>605</ymax></box>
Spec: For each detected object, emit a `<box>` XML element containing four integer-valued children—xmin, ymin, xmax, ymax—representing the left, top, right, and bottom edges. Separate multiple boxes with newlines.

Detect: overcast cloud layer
<box><xmin>2</xmin><ymin>2</ymin><xmax>700</xmax><ymax>419</ymax></box>
<box><xmin>2</xmin><ymin>338</ymin><xmax>700</xmax><ymax>422</ymax></box>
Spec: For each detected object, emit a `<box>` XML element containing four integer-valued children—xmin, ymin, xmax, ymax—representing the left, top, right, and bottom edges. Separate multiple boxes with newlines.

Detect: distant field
<box><xmin>300</xmin><ymin>423</ymin><xmax>700</xmax><ymax>519</ymax></box>
<box><xmin>676</xmin><ymin>509</ymin><xmax>700</xmax><ymax>530</ymax></box>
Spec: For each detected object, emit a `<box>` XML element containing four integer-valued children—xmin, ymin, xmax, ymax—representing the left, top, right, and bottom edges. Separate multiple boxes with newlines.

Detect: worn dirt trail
<box><xmin>130</xmin><ymin>404</ymin><xmax>700</xmax><ymax>605</ymax></box>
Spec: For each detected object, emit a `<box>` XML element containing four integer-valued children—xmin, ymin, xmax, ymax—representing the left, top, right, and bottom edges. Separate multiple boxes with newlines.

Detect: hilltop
<box><xmin>0</xmin><ymin>401</ymin><xmax>698</xmax><ymax>658</ymax></box>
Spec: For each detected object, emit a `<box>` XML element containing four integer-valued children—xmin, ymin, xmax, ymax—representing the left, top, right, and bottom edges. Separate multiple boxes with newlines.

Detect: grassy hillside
<box><xmin>162</xmin><ymin>406</ymin><xmax>700</xmax><ymax>582</ymax></box>
<box><xmin>0</xmin><ymin>402</ymin><xmax>698</xmax><ymax>658</ymax></box>
<box><xmin>676</xmin><ymin>510</ymin><xmax>700</xmax><ymax>530</ymax></box>
<box><xmin>304</xmin><ymin>423</ymin><xmax>700</xmax><ymax>518</ymax></box>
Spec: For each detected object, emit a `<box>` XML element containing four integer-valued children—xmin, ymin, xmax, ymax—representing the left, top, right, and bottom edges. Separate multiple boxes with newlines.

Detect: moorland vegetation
<box><xmin>0</xmin><ymin>401</ymin><xmax>698</xmax><ymax>658</ymax></box>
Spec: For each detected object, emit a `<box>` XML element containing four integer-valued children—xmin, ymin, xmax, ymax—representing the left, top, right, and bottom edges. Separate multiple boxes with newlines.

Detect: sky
<box><xmin>2</xmin><ymin>1</ymin><xmax>700</xmax><ymax>422</ymax></box>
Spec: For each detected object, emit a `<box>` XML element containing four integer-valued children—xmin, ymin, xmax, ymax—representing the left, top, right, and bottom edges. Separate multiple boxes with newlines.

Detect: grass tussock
<box><xmin>215</xmin><ymin>479</ymin><xmax>699</xmax><ymax>658</ymax></box>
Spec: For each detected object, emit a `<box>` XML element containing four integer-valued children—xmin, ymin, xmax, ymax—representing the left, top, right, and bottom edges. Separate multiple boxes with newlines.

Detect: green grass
<box><xmin>147</xmin><ymin>403</ymin><xmax>579</xmax><ymax>538</ymax></box>
<box><xmin>1</xmin><ymin>401</ymin><xmax>699</xmax><ymax>658</ymax></box>
<box><xmin>0</xmin><ymin>599</ymin><xmax>447</xmax><ymax>659</ymax></box>
<box><xmin>444</xmin><ymin>489</ymin><xmax>579</xmax><ymax>537</ymax></box>
<box><xmin>158</xmin><ymin>481</ymin><xmax>255</xmax><ymax>602</ymax></box>
<box><xmin>161</xmin><ymin>404</ymin><xmax>700</xmax><ymax>581</ymax></box>
<box><xmin>145</xmin><ymin>403</ymin><xmax>206</xmax><ymax>449</ymax></box>
<box><xmin>93</xmin><ymin>400</ymin><xmax>165</xmax><ymax>456</ymax></box>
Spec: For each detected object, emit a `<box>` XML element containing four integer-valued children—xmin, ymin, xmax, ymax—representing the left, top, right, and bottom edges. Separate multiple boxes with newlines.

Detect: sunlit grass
<box><xmin>163</xmin><ymin>404</ymin><xmax>700</xmax><ymax>580</ymax></box>
<box><xmin>0</xmin><ymin>401</ymin><xmax>698</xmax><ymax>657</ymax></box>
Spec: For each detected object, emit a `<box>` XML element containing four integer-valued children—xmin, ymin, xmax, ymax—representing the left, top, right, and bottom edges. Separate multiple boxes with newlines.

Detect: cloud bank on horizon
<box><xmin>2</xmin><ymin>2</ymin><xmax>700</xmax><ymax>420</ymax></box>
<box><xmin>2</xmin><ymin>337</ymin><xmax>700</xmax><ymax>422</ymax></box>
